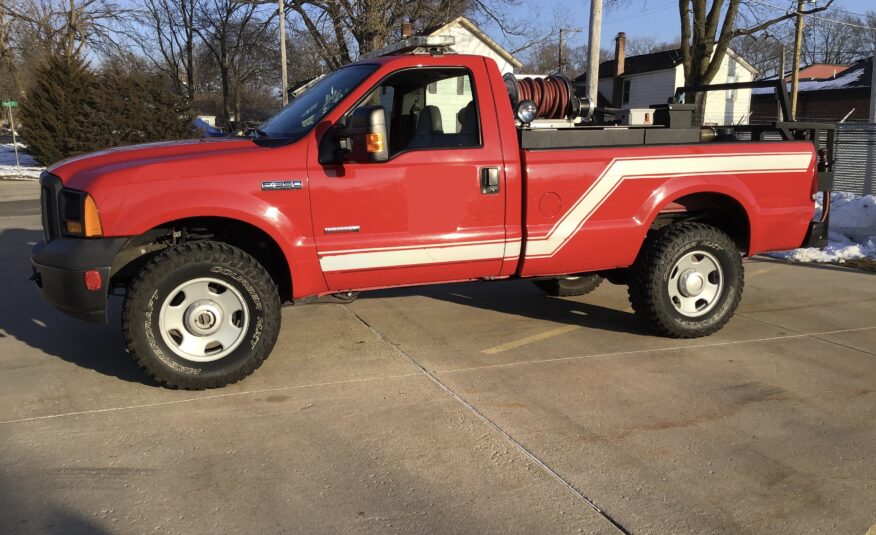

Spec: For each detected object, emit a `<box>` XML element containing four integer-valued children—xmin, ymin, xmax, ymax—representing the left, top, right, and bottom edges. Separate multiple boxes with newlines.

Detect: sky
<box><xmin>486</xmin><ymin>0</ymin><xmax>876</xmax><ymax>52</ymax></box>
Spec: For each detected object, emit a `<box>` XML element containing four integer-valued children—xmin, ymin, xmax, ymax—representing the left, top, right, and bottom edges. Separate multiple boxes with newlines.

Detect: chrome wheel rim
<box><xmin>159</xmin><ymin>277</ymin><xmax>250</xmax><ymax>362</ymax></box>
<box><xmin>667</xmin><ymin>250</ymin><xmax>723</xmax><ymax>318</ymax></box>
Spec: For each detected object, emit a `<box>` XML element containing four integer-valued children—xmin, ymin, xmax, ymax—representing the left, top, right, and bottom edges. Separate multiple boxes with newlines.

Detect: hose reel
<box><xmin>503</xmin><ymin>73</ymin><xmax>593</xmax><ymax>123</ymax></box>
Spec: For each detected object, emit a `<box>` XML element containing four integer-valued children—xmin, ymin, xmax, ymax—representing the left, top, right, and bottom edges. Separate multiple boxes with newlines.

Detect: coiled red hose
<box><xmin>516</xmin><ymin>75</ymin><xmax>570</xmax><ymax>120</ymax></box>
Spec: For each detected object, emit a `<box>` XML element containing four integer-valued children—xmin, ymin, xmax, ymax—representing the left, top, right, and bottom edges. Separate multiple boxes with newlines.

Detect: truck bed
<box><xmin>517</xmin><ymin>140</ymin><xmax>817</xmax><ymax>277</ymax></box>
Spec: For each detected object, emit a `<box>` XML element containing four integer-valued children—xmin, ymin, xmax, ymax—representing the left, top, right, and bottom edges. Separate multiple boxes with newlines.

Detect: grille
<box><xmin>39</xmin><ymin>173</ymin><xmax>62</xmax><ymax>242</ymax></box>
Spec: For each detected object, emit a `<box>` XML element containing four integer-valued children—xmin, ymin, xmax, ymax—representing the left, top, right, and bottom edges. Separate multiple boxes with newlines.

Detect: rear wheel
<box><xmin>628</xmin><ymin>223</ymin><xmax>743</xmax><ymax>338</ymax></box>
<box><xmin>123</xmin><ymin>241</ymin><xmax>281</xmax><ymax>389</ymax></box>
<box><xmin>533</xmin><ymin>274</ymin><xmax>603</xmax><ymax>297</ymax></box>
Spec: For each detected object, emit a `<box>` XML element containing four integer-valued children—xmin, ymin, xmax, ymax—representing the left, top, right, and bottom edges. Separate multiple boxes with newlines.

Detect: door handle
<box><xmin>480</xmin><ymin>167</ymin><xmax>500</xmax><ymax>194</ymax></box>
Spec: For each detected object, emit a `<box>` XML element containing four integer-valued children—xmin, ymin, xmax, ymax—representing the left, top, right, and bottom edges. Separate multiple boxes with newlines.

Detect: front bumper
<box><xmin>31</xmin><ymin>237</ymin><xmax>127</xmax><ymax>322</ymax></box>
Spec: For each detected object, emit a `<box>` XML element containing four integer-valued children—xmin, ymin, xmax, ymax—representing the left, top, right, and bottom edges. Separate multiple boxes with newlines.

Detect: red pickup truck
<box><xmin>31</xmin><ymin>41</ymin><xmax>832</xmax><ymax>389</ymax></box>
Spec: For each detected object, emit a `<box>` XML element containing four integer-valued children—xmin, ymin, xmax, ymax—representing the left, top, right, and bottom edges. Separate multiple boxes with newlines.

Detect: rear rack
<box><xmin>677</xmin><ymin>79</ymin><xmax>834</xmax><ymax>246</ymax></box>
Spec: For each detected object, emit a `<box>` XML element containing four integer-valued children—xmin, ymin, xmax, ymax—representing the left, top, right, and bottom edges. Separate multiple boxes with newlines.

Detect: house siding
<box><xmin>599</xmin><ymin>68</ymin><xmax>676</xmax><ymax>108</ymax></box>
<box><xmin>435</xmin><ymin>21</ymin><xmax>516</xmax><ymax>74</ymax></box>
<box><xmin>702</xmin><ymin>53</ymin><xmax>754</xmax><ymax>125</ymax></box>
<box><xmin>597</xmin><ymin>51</ymin><xmax>755</xmax><ymax>125</ymax></box>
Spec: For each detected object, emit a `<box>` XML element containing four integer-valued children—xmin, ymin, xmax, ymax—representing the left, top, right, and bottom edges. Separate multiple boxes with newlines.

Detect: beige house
<box><xmin>424</xmin><ymin>16</ymin><xmax>523</xmax><ymax>75</ymax></box>
<box><xmin>585</xmin><ymin>40</ymin><xmax>758</xmax><ymax>125</ymax></box>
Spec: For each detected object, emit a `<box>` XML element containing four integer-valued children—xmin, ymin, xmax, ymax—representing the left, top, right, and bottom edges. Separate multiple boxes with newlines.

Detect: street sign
<box><xmin>1</xmin><ymin>101</ymin><xmax>18</xmax><ymax>107</ymax></box>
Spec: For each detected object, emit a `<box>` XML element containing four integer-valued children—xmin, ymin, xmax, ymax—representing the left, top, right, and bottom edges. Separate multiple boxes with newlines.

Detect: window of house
<box><xmin>622</xmin><ymin>79</ymin><xmax>631</xmax><ymax>105</ymax></box>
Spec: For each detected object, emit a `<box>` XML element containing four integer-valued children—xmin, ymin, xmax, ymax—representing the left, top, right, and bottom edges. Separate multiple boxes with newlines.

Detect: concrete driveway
<box><xmin>1</xmin><ymin>180</ymin><xmax>874</xmax><ymax>534</ymax></box>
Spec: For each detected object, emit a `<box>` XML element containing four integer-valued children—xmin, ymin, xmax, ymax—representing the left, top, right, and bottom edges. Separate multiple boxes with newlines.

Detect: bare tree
<box><xmin>138</xmin><ymin>0</ymin><xmax>198</xmax><ymax>102</ymax></box>
<box><xmin>624</xmin><ymin>35</ymin><xmax>679</xmax><ymax>57</ymax></box>
<box><xmin>194</xmin><ymin>0</ymin><xmax>276</xmax><ymax>128</ymax></box>
<box><xmin>732</xmin><ymin>32</ymin><xmax>787</xmax><ymax>80</ymax></box>
<box><xmin>283</xmin><ymin>0</ymin><xmax>548</xmax><ymax>68</ymax></box>
<box><xmin>677</xmin><ymin>0</ymin><xmax>834</xmax><ymax>119</ymax></box>
<box><xmin>801</xmin><ymin>9</ymin><xmax>870</xmax><ymax>65</ymax></box>
<box><xmin>0</xmin><ymin>0</ymin><xmax>130</xmax><ymax>61</ymax></box>
<box><xmin>0</xmin><ymin>9</ymin><xmax>26</xmax><ymax>98</ymax></box>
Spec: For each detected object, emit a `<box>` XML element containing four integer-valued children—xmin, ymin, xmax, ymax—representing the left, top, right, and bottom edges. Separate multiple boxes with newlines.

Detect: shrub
<box><xmin>21</xmin><ymin>54</ymin><xmax>195</xmax><ymax>166</ymax></box>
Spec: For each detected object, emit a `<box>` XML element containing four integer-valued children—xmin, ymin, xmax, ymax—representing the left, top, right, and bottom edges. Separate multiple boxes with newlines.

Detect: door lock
<box><xmin>480</xmin><ymin>167</ymin><xmax>500</xmax><ymax>194</ymax></box>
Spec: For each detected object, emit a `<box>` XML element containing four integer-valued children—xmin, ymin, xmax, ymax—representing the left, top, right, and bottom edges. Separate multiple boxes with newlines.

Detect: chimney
<box><xmin>401</xmin><ymin>22</ymin><xmax>413</xmax><ymax>39</ymax></box>
<box><xmin>612</xmin><ymin>32</ymin><xmax>626</xmax><ymax>108</ymax></box>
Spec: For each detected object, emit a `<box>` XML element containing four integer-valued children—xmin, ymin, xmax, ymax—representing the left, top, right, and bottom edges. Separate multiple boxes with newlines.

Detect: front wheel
<box><xmin>628</xmin><ymin>223</ymin><xmax>743</xmax><ymax>338</ymax></box>
<box><xmin>123</xmin><ymin>241</ymin><xmax>281</xmax><ymax>389</ymax></box>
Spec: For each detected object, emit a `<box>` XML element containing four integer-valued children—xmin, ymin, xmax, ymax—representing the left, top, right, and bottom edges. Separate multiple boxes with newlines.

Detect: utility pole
<box><xmin>869</xmin><ymin>54</ymin><xmax>876</xmax><ymax>122</ymax></box>
<box><xmin>586</xmin><ymin>0</ymin><xmax>603</xmax><ymax>105</ymax></box>
<box><xmin>558</xmin><ymin>28</ymin><xmax>582</xmax><ymax>73</ymax></box>
<box><xmin>790</xmin><ymin>0</ymin><xmax>806</xmax><ymax>120</ymax></box>
<box><xmin>278</xmin><ymin>0</ymin><xmax>287</xmax><ymax>106</ymax></box>
<box><xmin>779</xmin><ymin>45</ymin><xmax>786</xmax><ymax>121</ymax></box>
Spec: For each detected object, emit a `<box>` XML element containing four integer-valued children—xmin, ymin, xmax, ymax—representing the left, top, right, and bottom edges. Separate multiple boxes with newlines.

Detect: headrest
<box><xmin>416</xmin><ymin>105</ymin><xmax>443</xmax><ymax>136</ymax></box>
<box><xmin>458</xmin><ymin>101</ymin><xmax>477</xmax><ymax>135</ymax></box>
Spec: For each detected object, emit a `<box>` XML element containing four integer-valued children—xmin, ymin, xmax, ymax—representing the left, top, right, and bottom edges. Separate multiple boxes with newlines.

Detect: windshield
<box><xmin>258</xmin><ymin>64</ymin><xmax>378</xmax><ymax>139</ymax></box>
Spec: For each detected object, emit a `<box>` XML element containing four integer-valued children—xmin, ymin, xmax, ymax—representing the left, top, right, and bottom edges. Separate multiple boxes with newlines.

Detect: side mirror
<box><xmin>335</xmin><ymin>105</ymin><xmax>389</xmax><ymax>163</ymax></box>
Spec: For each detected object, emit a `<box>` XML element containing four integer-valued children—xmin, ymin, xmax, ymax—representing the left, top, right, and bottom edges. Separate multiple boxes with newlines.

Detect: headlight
<box><xmin>61</xmin><ymin>190</ymin><xmax>103</xmax><ymax>237</ymax></box>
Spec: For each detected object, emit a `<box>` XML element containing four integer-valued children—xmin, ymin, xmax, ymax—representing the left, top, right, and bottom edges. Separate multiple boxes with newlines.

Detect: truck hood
<box><xmin>48</xmin><ymin>137</ymin><xmax>278</xmax><ymax>191</ymax></box>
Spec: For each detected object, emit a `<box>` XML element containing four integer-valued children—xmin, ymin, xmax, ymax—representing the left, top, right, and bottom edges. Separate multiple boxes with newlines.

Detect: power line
<box><xmin>821</xmin><ymin>3</ymin><xmax>873</xmax><ymax>19</ymax></box>
<box><xmin>602</xmin><ymin>0</ymin><xmax>676</xmax><ymax>25</ymax></box>
<box><xmin>747</xmin><ymin>0</ymin><xmax>876</xmax><ymax>31</ymax></box>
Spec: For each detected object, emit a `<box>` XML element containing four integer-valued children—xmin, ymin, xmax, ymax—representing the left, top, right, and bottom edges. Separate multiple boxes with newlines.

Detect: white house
<box><xmin>424</xmin><ymin>16</ymin><xmax>523</xmax><ymax>75</ymax></box>
<box><xmin>584</xmin><ymin>45</ymin><xmax>757</xmax><ymax>125</ymax></box>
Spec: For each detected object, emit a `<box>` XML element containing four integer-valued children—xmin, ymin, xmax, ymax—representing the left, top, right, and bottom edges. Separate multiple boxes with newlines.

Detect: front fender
<box><xmin>98</xmin><ymin>184</ymin><xmax>327</xmax><ymax>298</ymax></box>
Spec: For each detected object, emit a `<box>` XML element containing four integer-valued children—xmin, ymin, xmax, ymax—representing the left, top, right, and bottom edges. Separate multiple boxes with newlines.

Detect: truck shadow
<box><xmin>362</xmin><ymin>278</ymin><xmax>650</xmax><ymax>336</ymax></box>
<box><xmin>0</xmin><ymin>228</ymin><xmax>156</xmax><ymax>386</ymax></box>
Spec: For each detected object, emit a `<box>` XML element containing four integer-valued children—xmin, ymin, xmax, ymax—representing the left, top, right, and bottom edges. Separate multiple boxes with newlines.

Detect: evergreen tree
<box><xmin>19</xmin><ymin>54</ymin><xmax>98</xmax><ymax>166</ymax></box>
<box><xmin>91</xmin><ymin>66</ymin><xmax>194</xmax><ymax>148</ymax></box>
<box><xmin>21</xmin><ymin>54</ymin><xmax>195</xmax><ymax>166</ymax></box>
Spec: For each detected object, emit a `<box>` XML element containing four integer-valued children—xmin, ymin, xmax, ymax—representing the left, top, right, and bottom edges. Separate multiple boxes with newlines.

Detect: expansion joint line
<box><xmin>344</xmin><ymin>305</ymin><xmax>631</xmax><ymax>535</ymax></box>
<box><xmin>736</xmin><ymin>313</ymin><xmax>876</xmax><ymax>356</ymax></box>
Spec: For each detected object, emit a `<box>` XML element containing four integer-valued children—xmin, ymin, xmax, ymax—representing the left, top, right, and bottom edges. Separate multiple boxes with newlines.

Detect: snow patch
<box><xmin>769</xmin><ymin>192</ymin><xmax>876</xmax><ymax>262</ymax></box>
<box><xmin>0</xmin><ymin>142</ymin><xmax>44</xmax><ymax>180</ymax></box>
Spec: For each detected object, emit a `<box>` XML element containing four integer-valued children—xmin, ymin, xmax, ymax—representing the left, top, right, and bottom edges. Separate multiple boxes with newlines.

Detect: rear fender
<box><xmin>637</xmin><ymin>177</ymin><xmax>757</xmax><ymax>255</ymax></box>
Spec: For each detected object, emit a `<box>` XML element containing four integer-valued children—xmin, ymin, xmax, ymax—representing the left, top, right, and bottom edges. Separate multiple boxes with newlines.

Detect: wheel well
<box><xmin>111</xmin><ymin>217</ymin><xmax>293</xmax><ymax>302</ymax></box>
<box><xmin>651</xmin><ymin>193</ymin><xmax>751</xmax><ymax>255</ymax></box>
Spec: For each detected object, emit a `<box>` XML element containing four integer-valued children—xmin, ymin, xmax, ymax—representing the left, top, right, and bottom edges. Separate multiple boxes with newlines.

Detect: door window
<box><xmin>352</xmin><ymin>68</ymin><xmax>481</xmax><ymax>155</ymax></box>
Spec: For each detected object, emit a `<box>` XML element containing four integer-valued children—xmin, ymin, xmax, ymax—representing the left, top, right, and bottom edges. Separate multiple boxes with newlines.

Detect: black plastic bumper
<box><xmin>31</xmin><ymin>237</ymin><xmax>127</xmax><ymax>322</ymax></box>
<box><xmin>799</xmin><ymin>172</ymin><xmax>833</xmax><ymax>249</ymax></box>
<box><xmin>800</xmin><ymin>220</ymin><xmax>829</xmax><ymax>249</ymax></box>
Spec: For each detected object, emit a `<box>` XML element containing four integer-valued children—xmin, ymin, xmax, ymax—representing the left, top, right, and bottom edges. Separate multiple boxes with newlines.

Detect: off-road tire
<box><xmin>123</xmin><ymin>241</ymin><xmax>281</xmax><ymax>389</ymax></box>
<box><xmin>628</xmin><ymin>223</ymin><xmax>743</xmax><ymax>338</ymax></box>
<box><xmin>533</xmin><ymin>275</ymin><xmax>603</xmax><ymax>297</ymax></box>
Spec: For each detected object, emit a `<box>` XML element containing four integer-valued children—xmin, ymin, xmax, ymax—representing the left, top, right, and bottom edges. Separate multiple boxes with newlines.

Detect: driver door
<box><xmin>307</xmin><ymin>64</ymin><xmax>508</xmax><ymax>292</ymax></box>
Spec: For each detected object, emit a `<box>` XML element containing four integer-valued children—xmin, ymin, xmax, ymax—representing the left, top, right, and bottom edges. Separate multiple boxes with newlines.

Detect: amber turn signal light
<box><xmin>366</xmin><ymin>133</ymin><xmax>384</xmax><ymax>153</ymax></box>
<box><xmin>65</xmin><ymin>221</ymin><xmax>84</xmax><ymax>234</ymax></box>
<box><xmin>83</xmin><ymin>194</ymin><xmax>103</xmax><ymax>237</ymax></box>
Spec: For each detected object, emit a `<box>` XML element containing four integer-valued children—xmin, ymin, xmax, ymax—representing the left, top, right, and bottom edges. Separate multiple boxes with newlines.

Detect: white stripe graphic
<box><xmin>320</xmin><ymin>241</ymin><xmax>520</xmax><ymax>272</ymax></box>
<box><xmin>318</xmin><ymin>151</ymin><xmax>813</xmax><ymax>271</ymax></box>
<box><xmin>524</xmin><ymin>152</ymin><xmax>813</xmax><ymax>258</ymax></box>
